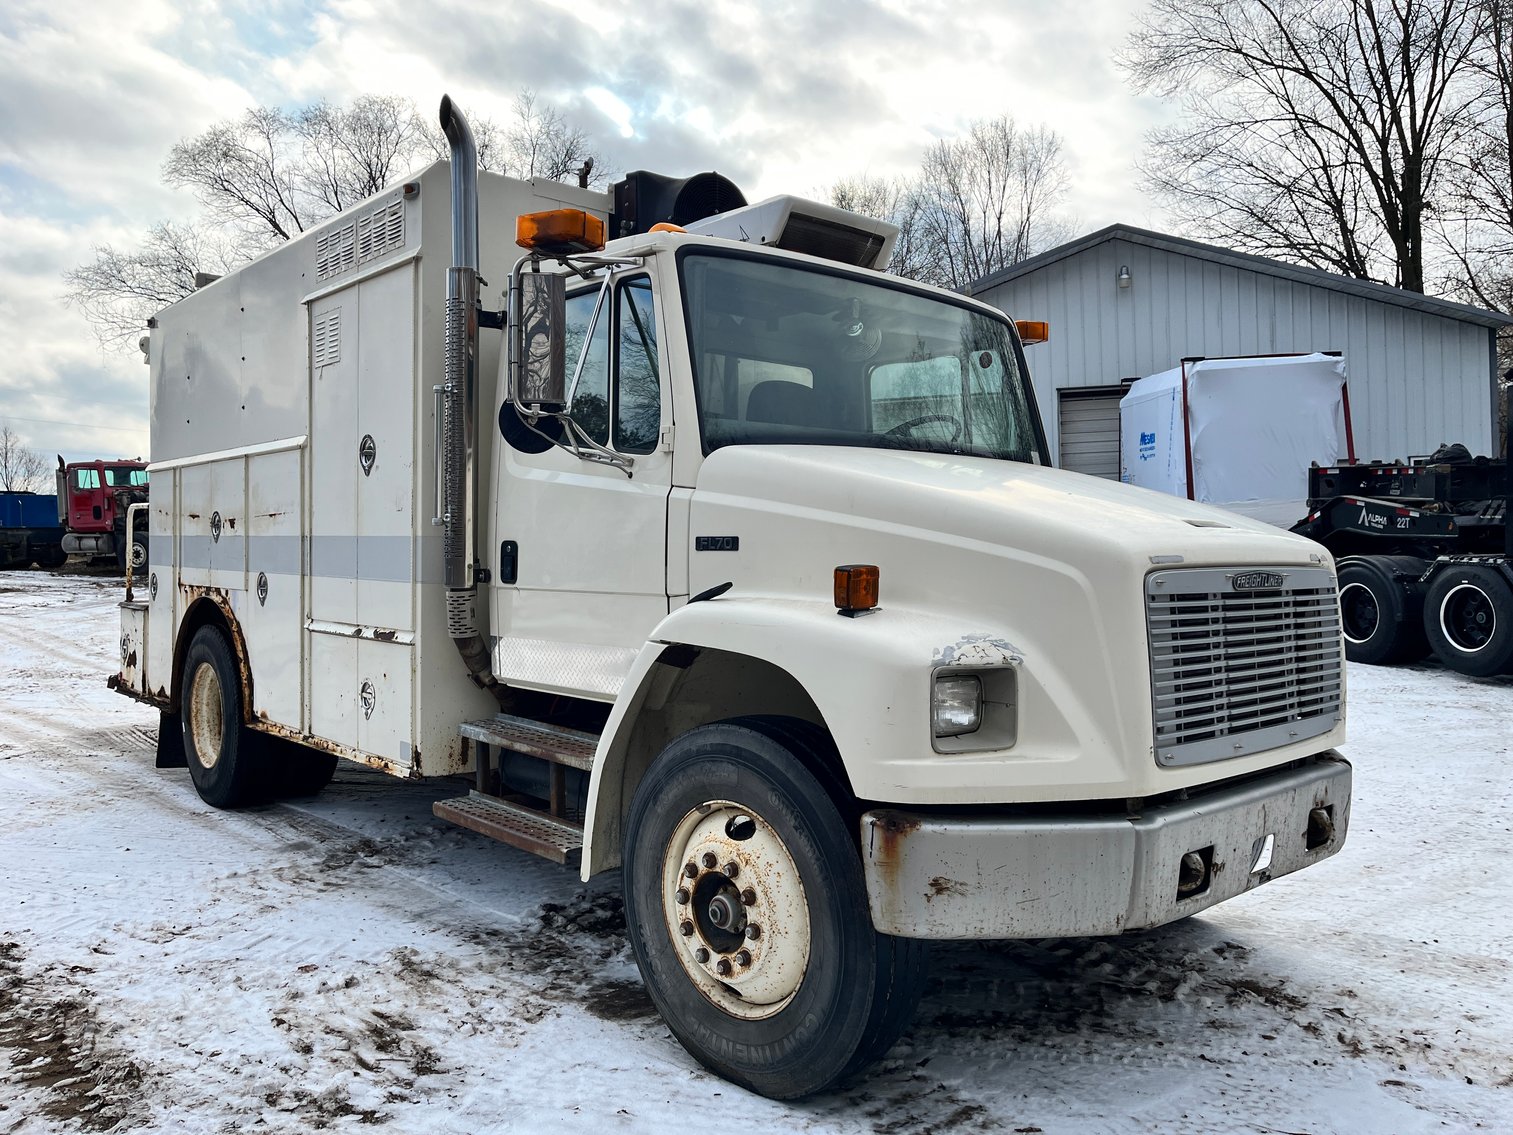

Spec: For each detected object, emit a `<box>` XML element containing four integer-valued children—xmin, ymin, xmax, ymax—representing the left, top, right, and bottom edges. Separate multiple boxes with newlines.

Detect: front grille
<box><xmin>1146</xmin><ymin>566</ymin><xmax>1342</xmax><ymax>766</ymax></box>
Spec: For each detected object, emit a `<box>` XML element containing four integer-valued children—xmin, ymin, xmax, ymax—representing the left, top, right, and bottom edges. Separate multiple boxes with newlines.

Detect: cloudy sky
<box><xmin>0</xmin><ymin>0</ymin><xmax>1173</xmax><ymax>466</ymax></box>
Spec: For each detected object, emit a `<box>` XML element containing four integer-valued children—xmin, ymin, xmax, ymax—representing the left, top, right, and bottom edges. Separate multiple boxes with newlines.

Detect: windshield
<box><xmin>105</xmin><ymin>466</ymin><xmax>148</xmax><ymax>487</ymax></box>
<box><xmin>679</xmin><ymin>251</ymin><xmax>1043</xmax><ymax>462</ymax></box>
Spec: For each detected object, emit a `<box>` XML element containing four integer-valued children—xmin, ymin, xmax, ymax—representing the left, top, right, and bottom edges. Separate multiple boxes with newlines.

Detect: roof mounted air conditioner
<box><xmin>685</xmin><ymin>196</ymin><xmax>899</xmax><ymax>271</ymax></box>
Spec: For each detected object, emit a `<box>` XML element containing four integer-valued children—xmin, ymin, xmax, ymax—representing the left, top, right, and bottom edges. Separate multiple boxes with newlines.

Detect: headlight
<box><xmin>933</xmin><ymin>673</ymin><xmax>982</xmax><ymax>737</ymax></box>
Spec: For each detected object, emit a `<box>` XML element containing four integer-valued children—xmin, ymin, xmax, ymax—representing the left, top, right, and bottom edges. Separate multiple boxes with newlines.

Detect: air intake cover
<box><xmin>685</xmin><ymin>196</ymin><xmax>899</xmax><ymax>271</ymax></box>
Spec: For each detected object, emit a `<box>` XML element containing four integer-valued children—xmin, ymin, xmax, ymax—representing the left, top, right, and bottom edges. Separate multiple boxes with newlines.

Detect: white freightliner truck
<box><xmin>112</xmin><ymin>98</ymin><xmax>1351</xmax><ymax>1099</ymax></box>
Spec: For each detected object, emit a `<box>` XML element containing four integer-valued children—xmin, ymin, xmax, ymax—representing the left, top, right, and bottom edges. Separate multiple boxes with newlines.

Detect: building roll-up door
<box><xmin>1057</xmin><ymin>386</ymin><xmax>1125</xmax><ymax>479</ymax></box>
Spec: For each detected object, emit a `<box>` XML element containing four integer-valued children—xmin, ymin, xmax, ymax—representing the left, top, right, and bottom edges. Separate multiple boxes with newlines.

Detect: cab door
<box><xmin>491</xmin><ymin>271</ymin><xmax>671</xmax><ymax>699</ymax></box>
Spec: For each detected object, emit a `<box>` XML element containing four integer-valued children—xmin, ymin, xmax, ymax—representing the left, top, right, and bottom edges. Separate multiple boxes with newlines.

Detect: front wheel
<box><xmin>622</xmin><ymin>719</ymin><xmax>926</xmax><ymax>1099</ymax></box>
<box><xmin>1423</xmin><ymin>565</ymin><xmax>1513</xmax><ymax>677</ymax></box>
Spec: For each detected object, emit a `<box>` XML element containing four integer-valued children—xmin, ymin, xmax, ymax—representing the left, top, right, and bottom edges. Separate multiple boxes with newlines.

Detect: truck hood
<box><xmin>689</xmin><ymin>445</ymin><xmax>1322</xmax><ymax>591</ymax></box>
<box><xmin>683</xmin><ymin>444</ymin><xmax>1341</xmax><ymax>806</ymax></box>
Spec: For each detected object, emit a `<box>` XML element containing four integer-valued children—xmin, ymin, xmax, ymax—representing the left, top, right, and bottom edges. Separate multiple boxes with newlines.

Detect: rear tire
<box><xmin>129</xmin><ymin>534</ymin><xmax>148</xmax><ymax>572</ymax></box>
<box><xmin>181</xmin><ymin>625</ymin><xmax>275</xmax><ymax>807</ymax></box>
<box><xmin>622</xmin><ymin>719</ymin><xmax>926</xmax><ymax>1100</ymax></box>
<box><xmin>1423</xmin><ymin>565</ymin><xmax>1513</xmax><ymax>677</ymax></box>
<box><xmin>1337</xmin><ymin>558</ymin><xmax>1427</xmax><ymax>665</ymax></box>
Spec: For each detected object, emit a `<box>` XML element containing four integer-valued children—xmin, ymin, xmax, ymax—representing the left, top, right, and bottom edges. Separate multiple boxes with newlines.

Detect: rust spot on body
<box><xmin>926</xmin><ymin>875</ymin><xmax>969</xmax><ymax>901</ymax></box>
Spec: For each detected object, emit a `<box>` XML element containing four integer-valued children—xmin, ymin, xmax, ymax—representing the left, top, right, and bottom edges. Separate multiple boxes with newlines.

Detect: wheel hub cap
<box><xmin>662</xmin><ymin>802</ymin><xmax>810</xmax><ymax>1021</ymax></box>
<box><xmin>187</xmin><ymin>661</ymin><xmax>224</xmax><ymax>769</ymax></box>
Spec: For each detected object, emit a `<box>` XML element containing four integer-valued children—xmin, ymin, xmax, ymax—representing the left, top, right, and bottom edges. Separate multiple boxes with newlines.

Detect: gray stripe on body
<box><xmin>176</xmin><ymin>533</ymin><xmax>444</xmax><ymax>583</ymax></box>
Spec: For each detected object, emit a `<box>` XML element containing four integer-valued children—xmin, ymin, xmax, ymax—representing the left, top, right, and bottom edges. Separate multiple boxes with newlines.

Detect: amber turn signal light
<box><xmin>1015</xmin><ymin>319</ymin><xmax>1049</xmax><ymax>346</ymax></box>
<box><xmin>516</xmin><ymin>208</ymin><xmax>606</xmax><ymax>254</ymax></box>
<box><xmin>834</xmin><ymin>564</ymin><xmax>879</xmax><ymax>616</ymax></box>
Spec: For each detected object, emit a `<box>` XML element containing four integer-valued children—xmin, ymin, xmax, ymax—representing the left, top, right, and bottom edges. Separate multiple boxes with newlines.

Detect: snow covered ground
<box><xmin>1</xmin><ymin>571</ymin><xmax>1509</xmax><ymax>1134</ymax></box>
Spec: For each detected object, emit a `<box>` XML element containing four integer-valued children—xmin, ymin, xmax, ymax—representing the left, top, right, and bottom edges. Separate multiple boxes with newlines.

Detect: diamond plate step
<box><xmin>459</xmin><ymin>714</ymin><xmax>599</xmax><ymax>772</ymax></box>
<box><xmin>433</xmin><ymin>792</ymin><xmax>583</xmax><ymax>864</ymax></box>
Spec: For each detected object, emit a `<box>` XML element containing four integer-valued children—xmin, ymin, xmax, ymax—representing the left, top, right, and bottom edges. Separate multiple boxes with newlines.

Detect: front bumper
<box><xmin>860</xmin><ymin>754</ymin><xmax>1350</xmax><ymax>939</ymax></box>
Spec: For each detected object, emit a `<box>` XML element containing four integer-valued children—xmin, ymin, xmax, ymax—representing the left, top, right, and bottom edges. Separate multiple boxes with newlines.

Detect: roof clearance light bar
<box><xmin>516</xmin><ymin>209</ymin><xmax>606</xmax><ymax>255</ymax></box>
<box><xmin>1016</xmin><ymin>320</ymin><xmax>1050</xmax><ymax>346</ymax></box>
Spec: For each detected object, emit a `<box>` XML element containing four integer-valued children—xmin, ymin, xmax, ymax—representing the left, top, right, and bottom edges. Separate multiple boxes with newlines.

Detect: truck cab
<box><xmin>57</xmin><ymin>458</ymin><xmax>149</xmax><ymax>568</ymax></box>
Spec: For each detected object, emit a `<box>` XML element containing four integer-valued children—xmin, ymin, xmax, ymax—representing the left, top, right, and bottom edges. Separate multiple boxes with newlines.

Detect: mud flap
<box><xmin>155</xmin><ymin>710</ymin><xmax>187</xmax><ymax>768</ymax></box>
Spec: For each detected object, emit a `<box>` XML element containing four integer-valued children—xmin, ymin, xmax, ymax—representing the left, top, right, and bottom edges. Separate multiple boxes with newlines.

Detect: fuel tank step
<box><xmin>459</xmin><ymin>714</ymin><xmax>599</xmax><ymax>771</ymax></box>
<box><xmin>433</xmin><ymin>792</ymin><xmax>584</xmax><ymax>865</ymax></box>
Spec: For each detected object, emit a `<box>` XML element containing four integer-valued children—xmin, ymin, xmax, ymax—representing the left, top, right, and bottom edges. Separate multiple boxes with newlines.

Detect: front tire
<box><xmin>622</xmin><ymin>719</ymin><xmax>925</xmax><ymax>1099</ymax></box>
<box><xmin>181</xmin><ymin>625</ymin><xmax>274</xmax><ymax>807</ymax></box>
<box><xmin>1423</xmin><ymin>565</ymin><xmax>1513</xmax><ymax>677</ymax></box>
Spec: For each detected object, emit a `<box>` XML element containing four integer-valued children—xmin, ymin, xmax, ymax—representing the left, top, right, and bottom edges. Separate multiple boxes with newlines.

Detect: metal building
<box><xmin>969</xmin><ymin>224</ymin><xmax>1513</xmax><ymax>478</ymax></box>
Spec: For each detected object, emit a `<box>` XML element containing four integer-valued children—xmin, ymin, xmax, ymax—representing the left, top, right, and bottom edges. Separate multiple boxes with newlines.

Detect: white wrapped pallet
<box><xmin>1120</xmin><ymin>353</ymin><xmax>1351</xmax><ymax>523</ymax></box>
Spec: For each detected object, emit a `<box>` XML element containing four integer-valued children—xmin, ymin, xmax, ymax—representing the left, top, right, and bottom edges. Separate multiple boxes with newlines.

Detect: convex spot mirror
<box><xmin>516</xmin><ymin>272</ymin><xmax>566</xmax><ymax>411</ymax></box>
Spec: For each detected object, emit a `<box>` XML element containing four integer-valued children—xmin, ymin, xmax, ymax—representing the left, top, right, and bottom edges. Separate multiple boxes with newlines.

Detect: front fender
<box><xmin>581</xmin><ymin>595</ymin><xmax>1092</xmax><ymax>878</ymax></box>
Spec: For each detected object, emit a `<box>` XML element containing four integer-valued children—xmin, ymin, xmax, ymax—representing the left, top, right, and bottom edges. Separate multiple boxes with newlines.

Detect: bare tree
<box><xmin>0</xmin><ymin>424</ymin><xmax>49</xmax><ymax>493</ymax></box>
<box><xmin>829</xmin><ymin>174</ymin><xmax>932</xmax><ymax>280</ymax></box>
<box><xmin>63</xmin><ymin>221</ymin><xmax>239</xmax><ymax>350</ymax></box>
<box><xmin>914</xmin><ymin>117</ymin><xmax>1072</xmax><ymax>290</ymax></box>
<box><xmin>829</xmin><ymin>117</ymin><xmax>1072</xmax><ymax>291</ymax></box>
<box><xmin>1122</xmin><ymin>0</ymin><xmax>1487</xmax><ymax>294</ymax></box>
<box><xmin>68</xmin><ymin>92</ymin><xmax>609</xmax><ymax>349</ymax></box>
<box><xmin>504</xmin><ymin>90</ymin><xmax>604</xmax><ymax>185</ymax></box>
<box><xmin>294</xmin><ymin>95</ymin><xmax>435</xmax><ymax>216</ymax></box>
<box><xmin>164</xmin><ymin>106</ymin><xmax>314</xmax><ymax>246</ymax></box>
<box><xmin>1441</xmin><ymin>0</ymin><xmax>1513</xmax><ymax>314</ymax></box>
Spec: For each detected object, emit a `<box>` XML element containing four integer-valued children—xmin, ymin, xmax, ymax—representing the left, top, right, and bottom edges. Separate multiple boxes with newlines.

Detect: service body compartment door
<box><xmin>305</xmin><ymin>262</ymin><xmax>418</xmax><ymax>768</ymax></box>
<box><xmin>492</xmin><ymin>273</ymin><xmax>671</xmax><ymax>699</ymax></box>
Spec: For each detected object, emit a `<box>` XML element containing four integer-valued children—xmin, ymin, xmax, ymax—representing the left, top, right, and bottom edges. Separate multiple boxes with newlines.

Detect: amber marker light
<box><xmin>834</xmin><ymin>564</ymin><xmax>880</xmax><ymax>617</ymax></box>
<box><xmin>516</xmin><ymin>208</ymin><xmax>606</xmax><ymax>254</ymax></box>
<box><xmin>649</xmin><ymin>222</ymin><xmax>686</xmax><ymax>233</ymax></box>
<box><xmin>1015</xmin><ymin>319</ymin><xmax>1049</xmax><ymax>346</ymax></box>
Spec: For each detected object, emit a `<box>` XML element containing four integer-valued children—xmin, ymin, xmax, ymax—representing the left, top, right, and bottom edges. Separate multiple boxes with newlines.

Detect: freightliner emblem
<box><xmin>1231</xmin><ymin>571</ymin><xmax>1286</xmax><ymax>591</ymax></box>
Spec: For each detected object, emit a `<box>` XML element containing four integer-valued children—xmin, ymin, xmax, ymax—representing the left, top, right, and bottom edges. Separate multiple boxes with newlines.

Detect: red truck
<box><xmin>55</xmin><ymin>457</ymin><xmax>149</xmax><ymax>570</ymax></box>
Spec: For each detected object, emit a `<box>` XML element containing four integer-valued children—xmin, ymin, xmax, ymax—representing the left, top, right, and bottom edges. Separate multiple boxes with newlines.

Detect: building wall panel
<box><xmin>977</xmin><ymin>240</ymin><xmax>1496</xmax><ymax>468</ymax></box>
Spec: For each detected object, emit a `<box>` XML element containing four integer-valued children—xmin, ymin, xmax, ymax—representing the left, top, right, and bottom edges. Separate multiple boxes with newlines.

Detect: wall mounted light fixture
<box><xmin>1117</xmin><ymin>265</ymin><xmax>1132</xmax><ymax>289</ymax></box>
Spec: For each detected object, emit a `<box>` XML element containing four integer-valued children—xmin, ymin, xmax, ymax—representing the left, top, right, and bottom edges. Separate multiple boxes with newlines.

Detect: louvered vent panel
<box><xmin>1145</xmin><ymin>566</ymin><xmax>1342</xmax><ymax>766</ymax></box>
<box><xmin>315</xmin><ymin>199</ymin><xmax>406</xmax><ymax>280</ymax></box>
<box><xmin>312</xmin><ymin>310</ymin><xmax>341</xmax><ymax>368</ymax></box>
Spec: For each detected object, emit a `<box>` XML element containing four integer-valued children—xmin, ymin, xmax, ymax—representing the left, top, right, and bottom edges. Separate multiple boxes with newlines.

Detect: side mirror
<box><xmin>515</xmin><ymin>272</ymin><xmax>567</xmax><ymax>411</ymax></box>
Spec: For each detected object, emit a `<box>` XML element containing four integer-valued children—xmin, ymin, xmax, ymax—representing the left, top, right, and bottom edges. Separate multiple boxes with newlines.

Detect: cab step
<box><xmin>460</xmin><ymin>714</ymin><xmax>599</xmax><ymax>771</ymax></box>
<box><xmin>432</xmin><ymin>792</ymin><xmax>583</xmax><ymax>865</ymax></box>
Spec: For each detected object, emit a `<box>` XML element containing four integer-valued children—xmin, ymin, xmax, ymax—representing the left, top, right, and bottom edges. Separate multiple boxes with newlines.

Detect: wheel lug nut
<box><xmin>735</xmin><ymin>949</ymin><xmax>751</xmax><ymax>966</ymax></box>
<box><xmin>716</xmin><ymin>958</ymin><xmax>733</xmax><ymax>976</ymax></box>
<box><xmin>683</xmin><ymin>861</ymin><xmax>698</xmax><ymax>878</ymax></box>
<box><xmin>675</xmin><ymin>887</ymin><xmax>690</xmax><ymax>905</ymax></box>
<box><xmin>740</xmin><ymin>888</ymin><xmax>756</xmax><ymax>906</ymax></box>
<box><xmin>679</xmin><ymin>920</ymin><xmax>694</xmax><ymax>937</ymax></box>
<box><xmin>701</xmin><ymin>852</ymin><xmax>717</xmax><ymax>869</ymax></box>
<box><xmin>745</xmin><ymin>925</ymin><xmax>761</xmax><ymax>940</ymax></box>
<box><xmin>694</xmin><ymin>947</ymin><xmax>709</xmax><ymax>963</ymax></box>
<box><xmin>721</xmin><ymin>861</ymin><xmax>739</xmax><ymax>878</ymax></box>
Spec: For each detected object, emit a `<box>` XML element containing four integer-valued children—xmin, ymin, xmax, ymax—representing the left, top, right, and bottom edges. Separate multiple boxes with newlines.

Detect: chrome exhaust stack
<box><xmin>439</xmin><ymin>95</ymin><xmax>503</xmax><ymax>695</ymax></box>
